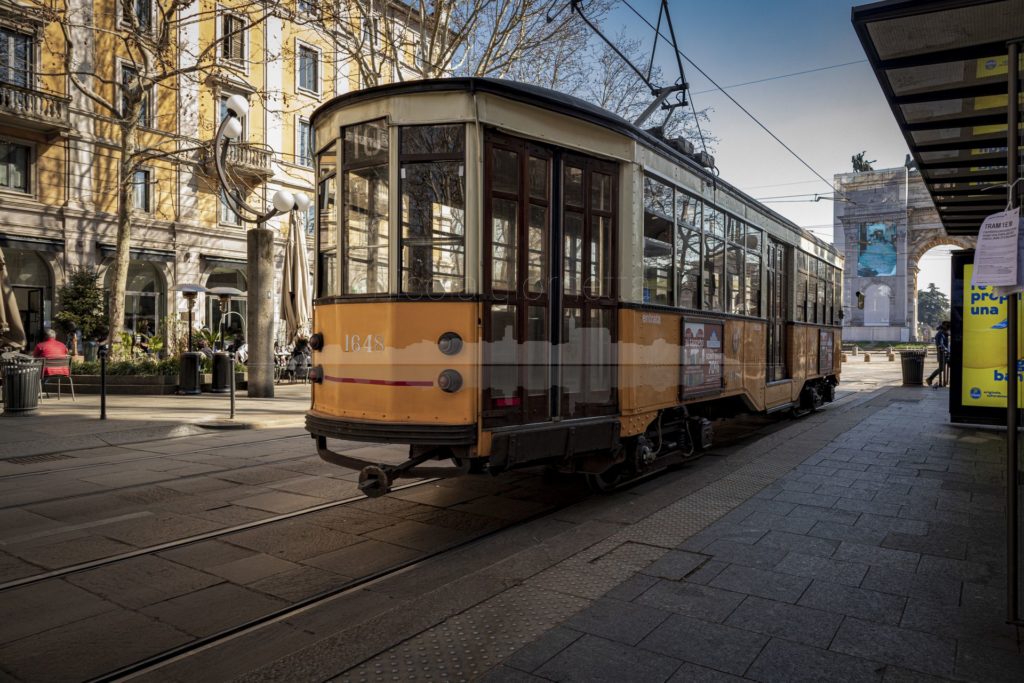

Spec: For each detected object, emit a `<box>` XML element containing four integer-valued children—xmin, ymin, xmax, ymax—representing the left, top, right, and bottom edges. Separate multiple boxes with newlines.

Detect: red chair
<box><xmin>40</xmin><ymin>356</ymin><xmax>75</xmax><ymax>400</ymax></box>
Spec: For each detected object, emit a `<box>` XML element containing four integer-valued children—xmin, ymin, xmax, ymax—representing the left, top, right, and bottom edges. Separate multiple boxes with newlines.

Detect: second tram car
<box><xmin>306</xmin><ymin>78</ymin><xmax>842</xmax><ymax>496</ymax></box>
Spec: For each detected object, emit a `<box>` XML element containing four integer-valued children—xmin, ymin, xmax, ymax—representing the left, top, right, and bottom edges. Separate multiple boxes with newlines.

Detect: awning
<box><xmin>853</xmin><ymin>0</ymin><xmax>1024</xmax><ymax>234</ymax></box>
<box><xmin>97</xmin><ymin>243</ymin><xmax>175</xmax><ymax>263</ymax></box>
<box><xmin>201</xmin><ymin>256</ymin><xmax>247</xmax><ymax>269</ymax></box>
<box><xmin>0</xmin><ymin>235</ymin><xmax>63</xmax><ymax>253</ymax></box>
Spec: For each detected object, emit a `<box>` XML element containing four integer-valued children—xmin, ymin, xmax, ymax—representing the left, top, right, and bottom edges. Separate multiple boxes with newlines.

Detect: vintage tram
<box><xmin>306</xmin><ymin>78</ymin><xmax>842</xmax><ymax>496</ymax></box>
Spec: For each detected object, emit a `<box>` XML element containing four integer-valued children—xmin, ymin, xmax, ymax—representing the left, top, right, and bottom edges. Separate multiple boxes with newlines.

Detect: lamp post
<box><xmin>172</xmin><ymin>283</ymin><xmax>206</xmax><ymax>395</ymax></box>
<box><xmin>212</xmin><ymin>94</ymin><xmax>309</xmax><ymax>398</ymax></box>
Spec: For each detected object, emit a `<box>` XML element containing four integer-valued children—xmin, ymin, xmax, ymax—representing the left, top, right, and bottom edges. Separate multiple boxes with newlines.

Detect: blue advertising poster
<box><xmin>857</xmin><ymin>222</ymin><xmax>897</xmax><ymax>277</ymax></box>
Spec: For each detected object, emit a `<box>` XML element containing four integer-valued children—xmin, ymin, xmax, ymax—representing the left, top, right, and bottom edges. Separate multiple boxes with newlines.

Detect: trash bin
<box><xmin>179</xmin><ymin>351</ymin><xmax>201</xmax><ymax>395</ymax></box>
<box><xmin>899</xmin><ymin>349</ymin><xmax>927</xmax><ymax>386</ymax></box>
<box><xmin>211</xmin><ymin>352</ymin><xmax>231</xmax><ymax>393</ymax></box>
<box><xmin>83</xmin><ymin>341</ymin><xmax>98</xmax><ymax>363</ymax></box>
<box><xmin>2</xmin><ymin>354</ymin><xmax>42</xmax><ymax>416</ymax></box>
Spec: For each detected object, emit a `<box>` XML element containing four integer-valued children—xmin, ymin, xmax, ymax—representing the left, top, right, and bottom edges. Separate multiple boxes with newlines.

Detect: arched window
<box><xmin>7</xmin><ymin>249</ymin><xmax>51</xmax><ymax>349</ymax></box>
<box><xmin>205</xmin><ymin>267</ymin><xmax>247</xmax><ymax>346</ymax></box>
<box><xmin>106</xmin><ymin>261</ymin><xmax>166</xmax><ymax>337</ymax></box>
<box><xmin>864</xmin><ymin>283</ymin><xmax>891</xmax><ymax>326</ymax></box>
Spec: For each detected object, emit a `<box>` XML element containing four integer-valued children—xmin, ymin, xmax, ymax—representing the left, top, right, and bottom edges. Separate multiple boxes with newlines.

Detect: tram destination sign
<box><xmin>681</xmin><ymin>319</ymin><xmax>724</xmax><ymax>398</ymax></box>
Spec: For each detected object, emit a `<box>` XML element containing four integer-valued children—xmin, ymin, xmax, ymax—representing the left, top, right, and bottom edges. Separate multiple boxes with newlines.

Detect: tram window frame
<box><xmin>339</xmin><ymin>119</ymin><xmax>389</xmax><ymax>296</ymax></box>
<box><xmin>725</xmin><ymin>216</ymin><xmax>745</xmax><ymax>315</ymax></box>
<box><xmin>745</xmin><ymin>224</ymin><xmax>762</xmax><ymax>317</ymax></box>
<box><xmin>795</xmin><ymin>251</ymin><xmax>808</xmax><ymax>323</ymax></box>
<box><xmin>315</xmin><ymin>138</ymin><xmax>339</xmax><ymax>298</ymax></box>
<box><xmin>642</xmin><ymin>176</ymin><xmax>675</xmax><ymax>306</ymax></box>
<box><xmin>398</xmin><ymin>124</ymin><xmax>466</xmax><ymax>295</ymax></box>
<box><xmin>702</xmin><ymin>206</ymin><xmax>726</xmax><ymax>312</ymax></box>
<box><xmin>766</xmin><ymin>238</ymin><xmax>789</xmax><ymax>381</ymax></box>
<box><xmin>676</xmin><ymin>192</ymin><xmax>701</xmax><ymax>310</ymax></box>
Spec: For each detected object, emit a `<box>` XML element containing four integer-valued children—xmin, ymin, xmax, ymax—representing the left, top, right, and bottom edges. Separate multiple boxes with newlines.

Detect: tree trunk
<box><xmin>107</xmin><ymin>125</ymin><xmax>136</xmax><ymax>353</ymax></box>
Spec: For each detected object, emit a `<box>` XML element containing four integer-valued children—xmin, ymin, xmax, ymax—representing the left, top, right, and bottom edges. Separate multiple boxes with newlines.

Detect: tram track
<box><xmin>0</xmin><ymin>478</ymin><xmax>437</xmax><ymax>592</ymax></box>
<box><xmin>85</xmin><ymin>398</ymin><xmax>861</xmax><ymax>682</ymax></box>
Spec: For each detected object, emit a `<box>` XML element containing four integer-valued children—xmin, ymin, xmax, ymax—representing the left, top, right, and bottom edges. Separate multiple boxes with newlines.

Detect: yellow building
<box><xmin>0</xmin><ymin>0</ymin><xmax>413</xmax><ymax>349</ymax></box>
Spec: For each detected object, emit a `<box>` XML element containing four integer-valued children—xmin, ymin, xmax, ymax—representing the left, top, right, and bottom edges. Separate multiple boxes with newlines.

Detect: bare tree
<box><xmin>27</xmin><ymin>0</ymin><xmax>302</xmax><ymax>352</ymax></box>
<box><xmin>579</xmin><ymin>32</ymin><xmax>715</xmax><ymax>151</ymax></box>
<box><xmin>324</xmin><ymin>0</ymin><xmax>611</xmax><ymax>89</ymax></box>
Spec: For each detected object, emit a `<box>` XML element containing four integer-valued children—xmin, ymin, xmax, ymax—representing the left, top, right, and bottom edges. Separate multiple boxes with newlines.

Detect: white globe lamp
<box><xmin>225</xmin><ymin>94</ymin><xmax>249</xmax><ymax>118</ymax></box>
<box><xmin>272</xmin><ymin>189</ymin><xmax>295</xmax><ymax>213</ymax></box>
<box><xmin>222</xmin><ymin>116</ymin><xmax>243</xmax><ymax>140</ymax></box>
<box><xmin>293</xmin><ymin>192</ymin><xmax>311</xmax><ymax>212</ymax></box>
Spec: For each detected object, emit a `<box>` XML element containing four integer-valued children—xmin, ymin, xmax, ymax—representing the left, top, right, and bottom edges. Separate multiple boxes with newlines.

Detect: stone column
<box><xmin>908</xmin><ymin>264</ymin><xmax>920</xmax><ymax>341</ymax></box>
<box><xmin>247</xmin><ymin>227</ymin><xmax>275</xmax><ymax>397</ymax></box>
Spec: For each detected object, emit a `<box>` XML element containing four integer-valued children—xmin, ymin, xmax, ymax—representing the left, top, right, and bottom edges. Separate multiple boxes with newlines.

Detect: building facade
<box><xmin>833</xmin><ymin>166</ymin><xmax>974</xmax><ymax>342</ymax></box>
<box><xmin>0</xmin><ymin>0</ymin><xmax>419</xmax><ymax>350</ymax></box>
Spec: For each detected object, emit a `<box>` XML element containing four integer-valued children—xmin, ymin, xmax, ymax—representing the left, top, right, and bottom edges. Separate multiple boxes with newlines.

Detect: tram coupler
<box><xmin>315</xmin><ymin>437</ymin><xmax>471</xmax><ymax>497</ymax></box>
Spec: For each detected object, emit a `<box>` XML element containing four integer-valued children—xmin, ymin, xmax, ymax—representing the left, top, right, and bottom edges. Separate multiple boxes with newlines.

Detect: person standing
<box><xmin>927</xmin><ymin>321</ymin><xmax>950</xmax><ymax>387</ymax></box>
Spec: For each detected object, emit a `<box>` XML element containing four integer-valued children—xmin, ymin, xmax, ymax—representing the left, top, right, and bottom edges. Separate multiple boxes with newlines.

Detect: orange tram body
<box><xmin>306</xmin><ymin>79</ymin><xmax>842</xmax><ymax>496</ymax></box>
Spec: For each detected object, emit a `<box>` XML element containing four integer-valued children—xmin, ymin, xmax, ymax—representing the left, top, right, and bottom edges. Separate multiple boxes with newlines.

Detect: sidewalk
<box><xmin>227</xmin><ymin>362</ymin><xmax>1023</xmax><ymax>682</ymax></box>
<box><xmin>0</xmin><ymin>383</ymin><xmax>310</xmax><ymax>460</ymax></box>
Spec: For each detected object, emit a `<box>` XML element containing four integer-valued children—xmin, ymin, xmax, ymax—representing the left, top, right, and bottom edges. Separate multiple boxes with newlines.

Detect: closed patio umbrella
<box><xmin>280</xmin><ymin>213</ymin><xmax>312</xmax><ymax>342</ymax></box>
<box><xmin>0</xmin><ymin>246</ymin><xmax>26</xmax><ymax>350</ymax></box>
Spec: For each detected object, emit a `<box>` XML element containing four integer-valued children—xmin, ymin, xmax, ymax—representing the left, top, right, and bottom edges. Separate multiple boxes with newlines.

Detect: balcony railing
<box><xmin>203</xmin><ymin>140</ymin><xmax>274</xmax><ymax>181</ymax></box>
<box><xmin>0</xmin><ymin>82</ymin><xmax>71</xmax><ymax>132</ymax></box>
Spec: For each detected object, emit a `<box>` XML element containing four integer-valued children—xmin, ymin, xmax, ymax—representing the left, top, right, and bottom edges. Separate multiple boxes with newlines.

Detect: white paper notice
<box><xmin>972</xmin><ymin>208</ymin><xmax>1020</xmax><ymax>287</ymax></box>
<box><xmin>993</xmin><ymin>217</ymin><xmax>1024</xmax><ymax>295</ymax></box>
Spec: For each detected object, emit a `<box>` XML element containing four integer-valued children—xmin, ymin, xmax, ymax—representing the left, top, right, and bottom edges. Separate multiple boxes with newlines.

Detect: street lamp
<box><xmin>212</xmin><ymin>94</ymin><xmax>310</xmax><ymax>398</ymax></box>
<box><xmin>172</xmin><ymin>283</ymin><xmax>206</xmax><ymax>352</ymax></box>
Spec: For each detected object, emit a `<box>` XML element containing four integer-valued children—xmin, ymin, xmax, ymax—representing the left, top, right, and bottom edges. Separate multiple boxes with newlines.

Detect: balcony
<box><xmin>0</xmin><ymin>83</ymin><xmax>71</xmax><ymax>134</ymax></box>
<box><xmin>202</xmin><ymin>140</ymin><xmax>274</xmax><ymax>182</ymax></box>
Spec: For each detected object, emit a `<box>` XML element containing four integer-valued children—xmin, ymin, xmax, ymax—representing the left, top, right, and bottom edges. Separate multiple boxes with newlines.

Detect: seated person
<box><xmin>196</xmin><ymin>339</ymin><xmax>214</xmax><ymax>359</ymax></box>
<box><xmin>32</xmin><ymin>329</ymin><xmax>70</xmax><ymax>377</ymax></box>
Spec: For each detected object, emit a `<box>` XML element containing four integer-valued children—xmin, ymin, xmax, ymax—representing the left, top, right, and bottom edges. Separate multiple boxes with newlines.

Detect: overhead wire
<box><xmin>617</xmin><ymin>0</ymin><xmax>847</xmax><ymax>201</ymax></box>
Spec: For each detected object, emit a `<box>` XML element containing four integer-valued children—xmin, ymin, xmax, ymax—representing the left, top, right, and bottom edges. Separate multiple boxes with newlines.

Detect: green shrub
<box><xmin>71</xmin><ymin>357</ymin><xmax>180</xmax><ymax>376</ymax></box>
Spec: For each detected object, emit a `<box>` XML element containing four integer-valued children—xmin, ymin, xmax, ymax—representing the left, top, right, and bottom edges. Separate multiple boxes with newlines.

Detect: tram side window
<box><xmin>316</xmin><ymin>140</ymin><xmax>338</xmax><ymax>297</ymax></box>
<box><xmin>676</xmin><ymin>192</ymin><xmax>701</xmax><ymax>309</ymax></box>
<box><xmin>643</xmin><ymin>177</ymin><xmax>674</xmax><ymax>305</ymax></box>
<box><xmin>832</xmin><ymin>266</ymin><xmax>841</xmax><ymax>325</ymax></box>
<box><xmin>341</xmin><ymin>120</ymin><xmax>388</xmax><ymax>295</ymax></box>
<box><xmin>795</xmin><ymin>252</ymin><xmax>808</xmax><ymax>322</ymax></box>
<box><xmin>726</xmin><ymin>217</ymin><xmax>744</xmax><ymax>314</ymax></box>
<box><xmin>745</xmin><ymin>224</ymin><xmax>762</xmax><ymax>317</ymax></box>
<box><xmin>399</xmin><ymin>124</ymin><xmax>466</xmax><ymax>294</ymax></box>
<box><xmin>703</xmin><ymin>207</ymin><xmax>725</xmax><ymax>311</ymax></box>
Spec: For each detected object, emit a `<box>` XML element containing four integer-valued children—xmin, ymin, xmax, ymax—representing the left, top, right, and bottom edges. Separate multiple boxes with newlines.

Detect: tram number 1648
<box><xmin>343</xmin><ymin>334</ymin><xmax>386</xmax><ymax>353</ymax></box>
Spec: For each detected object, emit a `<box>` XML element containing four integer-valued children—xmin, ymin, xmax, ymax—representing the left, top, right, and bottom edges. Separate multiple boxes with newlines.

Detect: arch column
<box><xmin>908</xmin><ymin>263</ymin><xmax>920</xmax><ymax>341</ymax></box>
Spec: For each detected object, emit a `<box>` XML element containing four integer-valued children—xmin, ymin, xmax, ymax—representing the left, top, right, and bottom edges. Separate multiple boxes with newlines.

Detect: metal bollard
<box><xmin>98</xmin><ymin>344</ymin><xmax>108</xmax><ymax>420</ymax></box>
<box><xmin>229</xmin><ymin>356</ymin><xmax>236</xmax><ymax>420</ymax></box>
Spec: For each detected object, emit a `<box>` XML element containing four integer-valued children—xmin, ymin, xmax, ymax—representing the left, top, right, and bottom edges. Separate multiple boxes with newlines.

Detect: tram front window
<box><xmin>342</xmin><ymin>120</ymin><xmax>389</xmax><ymax>295</ymax></box>
<box><xmin>400</xmin><ymin>125</ymin><xmax>466</xmax><ymax>294</ymax></box>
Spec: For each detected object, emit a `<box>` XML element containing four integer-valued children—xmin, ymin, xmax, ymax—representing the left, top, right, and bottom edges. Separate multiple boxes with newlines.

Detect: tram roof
<box><xmin>853</xmin><ymin>0</ymin><xmax>1024</xmax><ymax>235</ymax></box>
<box><xmin>311</xmin><ymin>77</ymin><xmax>839</xmax><ymax>258</ymax></box>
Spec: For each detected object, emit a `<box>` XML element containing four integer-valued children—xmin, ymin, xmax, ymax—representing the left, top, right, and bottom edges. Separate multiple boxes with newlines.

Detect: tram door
<box><xmin>483</xmin><ymin>134</ymin><xmax>617</xmax><ymax>428</ymax></box>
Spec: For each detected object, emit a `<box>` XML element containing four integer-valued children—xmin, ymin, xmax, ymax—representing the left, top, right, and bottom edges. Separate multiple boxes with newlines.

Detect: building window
<box><xmin>303</xmin><ymin>202</ymin><xmax>315</xmax><ymax>235</ymax></box>
<box><xmin>297</xmin><ymin>118</ymin><xmax>312</xmax><ymax>166</ymax></box>
<box><xmin>297</xmin><ymin>44</ymin><xmax>319</xmax><ymax>94</ymax></box>
<box><xmin>133</xmin><ymin>168</ymin><xmax>150</xmax><ymax>212</ymax></box>
<box><xmin>0</xmin><ymin>28</ymin><xmax>32</xmax><ymax>88</ymax></box>
<box><xmin>0</xmin><ymin>141</ymin><xmax>29</xmax><ymax>193</ymax></box>
<box><xmin>121</xmin><ymin>64</ymin><xmax>152</xmax><ymax>127</ymax></box>
<box><xmin>221</xmin><ymin>13</ymin><xmax>246</xmax><ymax>66</ymax></box>
<box><xmin>220</xmin><ymin>190</ymin><xmax>242</xmax><ymax>226</ymax></box>
<box><xmin>121</xmin><ymin>0</ymin><xmax>152</xmax><ymax>30</ymax></box>
<box><xmin>297</xmin><ymin>0</ymin><xmax>316</xmax><ymax>15</ymax></box>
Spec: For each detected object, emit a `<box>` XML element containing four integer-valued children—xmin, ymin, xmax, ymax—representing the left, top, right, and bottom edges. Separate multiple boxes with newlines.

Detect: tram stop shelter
<box><xmin>853</xmin><ymin>0</ymin><xmax>1024</xmax><ymax>624</ymax></box>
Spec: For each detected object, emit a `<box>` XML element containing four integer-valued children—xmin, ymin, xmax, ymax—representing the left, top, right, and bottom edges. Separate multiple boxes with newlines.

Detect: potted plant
<box><xmin>54</xmin><ymin>268</ymin><xmax>108</xmax><ymax>361</ymax></box>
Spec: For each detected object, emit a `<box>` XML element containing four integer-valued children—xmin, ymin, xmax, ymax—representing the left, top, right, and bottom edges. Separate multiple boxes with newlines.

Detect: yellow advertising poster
<box><xmin>961</xmin><ymin>263</ymin><xmax>1024</xmax><ymax>407</ymax></box>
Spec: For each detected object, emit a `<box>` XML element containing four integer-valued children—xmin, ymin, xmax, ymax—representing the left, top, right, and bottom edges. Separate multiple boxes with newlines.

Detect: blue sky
<box><xmin>609</xmin><ymin>0</ymin><xmax>956</xmax><ymax>292</ymax></box>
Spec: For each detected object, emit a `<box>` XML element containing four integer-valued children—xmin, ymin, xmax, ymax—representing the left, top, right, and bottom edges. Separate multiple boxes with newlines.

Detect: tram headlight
<box><xmin>437</xmin><ymin>369</ymin><xmax>463</xmax><ymax>393</ymax></box>
<box><xmin>438</xmin><ymin>331</ymin><xmax>463</xmax><ymax>356</ymax></box>
<box><xmin>308</xmin><ymin>365</ymin><xmax>324</xmax><ymax>384</ymax></box>
<box><xmin>309</xmin><ymin>333</ymin><xmax>324</xmax><ymax>351</ymax></box>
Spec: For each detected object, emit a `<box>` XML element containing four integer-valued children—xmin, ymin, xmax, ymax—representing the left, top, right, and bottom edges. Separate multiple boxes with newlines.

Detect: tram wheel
<box><xmin>585</xmin><ymin>465</ymin><xmax>627</xmax><ymax>493</ymax></box>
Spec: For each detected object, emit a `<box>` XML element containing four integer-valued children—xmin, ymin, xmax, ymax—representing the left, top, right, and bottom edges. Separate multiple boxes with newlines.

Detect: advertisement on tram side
<box><xmin>681</xmin><ymin>320</ymin><xmax>724</xmax><ymax>397</ymax></box>
<box><xmin>819</xmin><ymin>330</ymin><xmax>834</xmax><ymax>376</ymax></box>
<box><xmin>950</xmin><ymin>252</ymin><xmax>1024</xmax><ymax>424</ymax></box>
